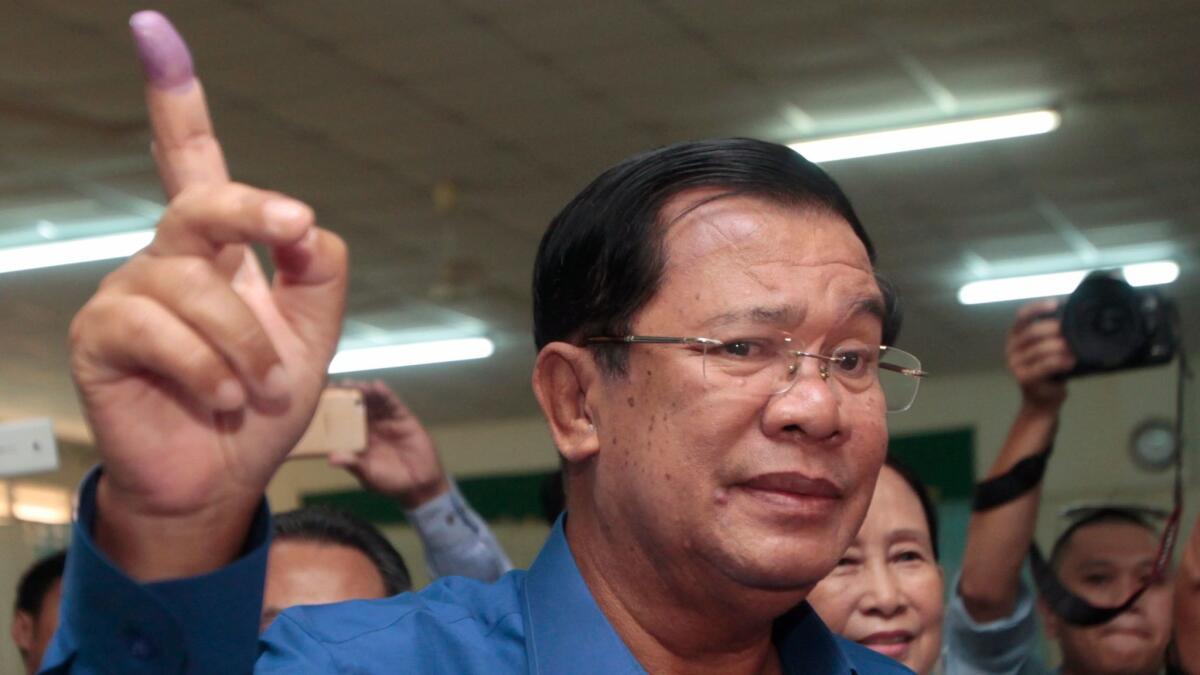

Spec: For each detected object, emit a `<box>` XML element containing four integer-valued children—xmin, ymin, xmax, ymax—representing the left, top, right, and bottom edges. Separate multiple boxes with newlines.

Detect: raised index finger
<box><xmin>129</xmin><ymin>11</ymin><xmax>229</xmax><ymax>198</ymax></box>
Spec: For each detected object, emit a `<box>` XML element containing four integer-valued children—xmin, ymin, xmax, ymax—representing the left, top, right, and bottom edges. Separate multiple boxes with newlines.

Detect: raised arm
<box><xmin>45</xmin><ymin>11</ymin><xmax>346</xmax><ymax>673</ymax></box>
<box><xmin>957</xmin><ymin>299</ymin><xmax>1075</xmax><ymax>622</ymax></box>
<box><xmin>331</xmin><ymin>380</ymin><xmax>514</xmax><ymax>581</ymax></box>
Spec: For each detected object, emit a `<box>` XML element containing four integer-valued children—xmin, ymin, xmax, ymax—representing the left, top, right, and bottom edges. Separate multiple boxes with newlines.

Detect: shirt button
<box><xmin>124</xmin><ymin>628</ymin><xmax>155</xmax><ymax>660</ymax></box>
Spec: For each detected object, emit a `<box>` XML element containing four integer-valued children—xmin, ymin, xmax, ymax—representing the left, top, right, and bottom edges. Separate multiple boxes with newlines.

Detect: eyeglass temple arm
<box><xmin>879</xmin><ymin>362</ymin><xmax>928</xmax><ymax>378</ymax></box>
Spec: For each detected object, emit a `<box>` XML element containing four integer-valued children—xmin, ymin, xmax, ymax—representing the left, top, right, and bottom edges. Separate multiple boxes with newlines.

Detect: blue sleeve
<box><xmin>40</xmin><ymin>467</ymin><xmax>271</xmax><ymax>675</ymax></box>
<box><xmin>406</xmin><ymin>479</ymin><xmax>514</xmax><ymax>582</ymax></box>
<box><xmin>942</xmin><ymin>571</ymin><xmax>1046</xmax><ymax>675</ymax></box>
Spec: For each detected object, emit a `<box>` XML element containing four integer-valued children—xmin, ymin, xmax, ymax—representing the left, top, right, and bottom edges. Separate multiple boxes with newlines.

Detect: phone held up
<box><xmin>288</xmin><ymin>387</ymin><xmax>368</xmax><ymax>459</ymax></box>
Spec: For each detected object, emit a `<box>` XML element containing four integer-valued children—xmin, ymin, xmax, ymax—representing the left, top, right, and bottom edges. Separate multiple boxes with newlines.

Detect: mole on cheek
<box><xmin>627</xmin><ymin>396</ymin><xmax>636</xmax><ymax>407</ymax></box>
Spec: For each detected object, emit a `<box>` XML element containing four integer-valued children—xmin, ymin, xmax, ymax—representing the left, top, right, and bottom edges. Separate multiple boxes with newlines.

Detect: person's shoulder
<box><xmin>267</xmin><ymin>570</ymin><xmax>529</xmax><ymax>671</ymax></box>
<box><xmin>833</xmin><ymin>635</ymin><xmax>916</xmax><ymax>674</ymax></box>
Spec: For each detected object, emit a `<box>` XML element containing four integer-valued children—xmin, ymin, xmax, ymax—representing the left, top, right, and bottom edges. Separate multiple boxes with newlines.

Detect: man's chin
<box><xmin>1072</xmin><ymin>645</ymin><xmax>1162</xmax><ymax>675</ymax></box>
<box><xmin>714</xmin><ymin>542</ymin><xmax>839</xmax><ymax>592</ymax></box>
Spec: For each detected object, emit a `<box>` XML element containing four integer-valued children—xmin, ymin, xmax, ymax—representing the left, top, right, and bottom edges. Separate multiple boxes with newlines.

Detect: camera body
<box><xmin>1054</xmin><ymin>271</ymin><xmax>1178</xmax><ymax>378</ymax></box>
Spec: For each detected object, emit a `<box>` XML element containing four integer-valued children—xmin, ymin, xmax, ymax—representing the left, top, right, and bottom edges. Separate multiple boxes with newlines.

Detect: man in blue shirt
<box><xmin>45</xmin><ymin>10</ymin><xmax>914</xmax><ymax>674</ymax></box>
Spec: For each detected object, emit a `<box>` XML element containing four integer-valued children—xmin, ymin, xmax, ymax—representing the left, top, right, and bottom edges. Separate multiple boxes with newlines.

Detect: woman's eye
<box><xmin>1083</xmin><ymin>574</ymin><xmax>1112</xmax><ymax>586</ymax></box>
<box><xmin>836</xmin><ymin>555</ymin><xmax>861</xmax><ymax>568</ymax></box>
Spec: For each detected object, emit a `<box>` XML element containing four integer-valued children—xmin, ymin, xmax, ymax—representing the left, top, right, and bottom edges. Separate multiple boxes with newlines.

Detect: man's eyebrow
<box><xmin>703</xmin><ymin>305</ymin><xmax>804</xmax><ymax>329</ymax></box>
<box><xmin>702</xmin><ymin>297</ymin><xmax>884</xmax><ymax>331</ymax></box>
<box><xmin>1073</xmin><ymin>560</ymin><xmax>1118</xmax><ymax>572</ymax></box>
<box><xmin>848</xmin><ymin>296</ymin><xmax>886</xmax><ymax>323</ymax></box>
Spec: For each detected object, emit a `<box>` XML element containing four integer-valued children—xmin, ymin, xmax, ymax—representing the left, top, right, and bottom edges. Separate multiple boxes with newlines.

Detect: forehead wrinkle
<box><xmin>662</xmin><ymin>193</ymin><xmax>850</xmax><ymax>269</ymax></box>
<box><xmin>699</xmin><ymin>287</ymin><xmax>883</xmax><ymax>332</ymax></box>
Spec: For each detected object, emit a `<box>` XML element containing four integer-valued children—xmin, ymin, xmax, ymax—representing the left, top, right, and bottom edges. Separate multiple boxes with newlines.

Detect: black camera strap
<box><xmin>971</xmin><ymin>353</ymin><xmax>1188</xmax><ymax>626</ymax></box>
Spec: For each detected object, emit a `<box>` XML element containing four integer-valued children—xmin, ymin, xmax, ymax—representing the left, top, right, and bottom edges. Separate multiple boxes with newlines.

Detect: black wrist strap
<box><xmin>972</xmin><ymin>446</ymin><xmax>1053</xmax><ymax>512</ymax></box>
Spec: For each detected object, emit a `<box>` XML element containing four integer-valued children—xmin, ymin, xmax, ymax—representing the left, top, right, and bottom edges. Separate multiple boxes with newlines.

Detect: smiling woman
<box><xmin>808</xmin><ymin>456</ymin><xmax>946</xmax><ymax>674</ymax></box>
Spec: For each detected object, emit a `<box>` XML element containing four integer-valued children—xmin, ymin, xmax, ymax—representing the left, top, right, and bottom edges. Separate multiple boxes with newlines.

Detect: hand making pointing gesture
<box><xmin>68</xmin><ymin>11</ymin><xmax>348</xmax><ymax>581</ymax></box>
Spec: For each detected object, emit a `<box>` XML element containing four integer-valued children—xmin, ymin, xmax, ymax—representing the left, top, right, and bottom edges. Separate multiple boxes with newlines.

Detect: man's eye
<box><xmin>834</xmin><ymin>348</ymin><xmax>872</xmax><ymax>375</ymax></box>
<box><xmin>719</xmin><ymin>339</ymin><xmax>772</xmax><ymax>359</ymax></box>
<box><xmin>722</xmin><ymin>341</ymin><xmax>753</xmax><ymax>357</ymax></box>
<box><xmin>1083</xmin><ymin>574</ymin><xmax>1112</xmax><ymax>586</ymax></box>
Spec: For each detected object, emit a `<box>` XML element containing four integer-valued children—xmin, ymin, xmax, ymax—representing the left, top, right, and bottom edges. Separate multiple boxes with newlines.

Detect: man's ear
<box><xmin>532</xmin><ymin>342</ymin><xmax>602</xmax><ymax>464</ymax></box>
<box><xmin>1036</xmin><ymin>597</ymin><xmax>1061</xmax><ymax>640</ymax></box>
<box><xmin>11</xmin><ymin>609</ymin><xmax>33</xmax><ymax>654</ymax></box>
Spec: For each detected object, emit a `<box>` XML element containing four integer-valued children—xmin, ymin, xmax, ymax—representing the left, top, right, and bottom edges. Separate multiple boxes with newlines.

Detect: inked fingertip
<box><xmin>129</xmin><ymin>10</ymin><xmax>195</xmax><ymax>92</ymax></box>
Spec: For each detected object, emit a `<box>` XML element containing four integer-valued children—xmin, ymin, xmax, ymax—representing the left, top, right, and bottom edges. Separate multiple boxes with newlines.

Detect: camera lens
<box><xmin>1061</xmin><ymin>275</ymin><xmax>1144</xmax><ymax>370</ymax></box>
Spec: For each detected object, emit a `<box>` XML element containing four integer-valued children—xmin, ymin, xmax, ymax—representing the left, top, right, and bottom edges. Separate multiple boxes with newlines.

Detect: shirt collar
<box><xmin>522</xmin><ymin>514</ymin><xmax>645</xmax><ymax>674</ymax></box>
<box><xmin>774</xmin><ymin>602</ymin><xmax>857</xmax><ymax>674</ymax></box>
<box><xmin>522</xmin><ymin>514</ymin><xmax>858</xmax><ymax>675</ymax></box>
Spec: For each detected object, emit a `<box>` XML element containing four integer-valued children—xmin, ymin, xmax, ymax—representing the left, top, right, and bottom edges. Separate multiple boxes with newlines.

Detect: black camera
<box><xmin>1054</xmin><ymin>271</ymin><xmax>1178</xmax><ymax>378</ymax></box>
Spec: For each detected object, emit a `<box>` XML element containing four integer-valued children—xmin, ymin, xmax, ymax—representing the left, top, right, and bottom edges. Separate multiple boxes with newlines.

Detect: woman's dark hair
<box><xmin>273</xmin><ymin>506</ymin><xmax>412</xmax><ymax>595</ymax></box>
<box><xmin>532</xmin><ymin>137</ymin><xmax>898</xmax><ymax>374</ymax></box>
<box><xmin>883</xmin><ymin>454</ymin><xmax>940</xmax><ymax>560</ymax></box>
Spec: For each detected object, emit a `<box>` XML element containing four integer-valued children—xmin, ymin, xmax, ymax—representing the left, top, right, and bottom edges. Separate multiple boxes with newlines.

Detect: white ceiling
<box><xmin>1</xmin><ymin>0</ymin><xmax>1197</xmax><ymax>439</ymax></box>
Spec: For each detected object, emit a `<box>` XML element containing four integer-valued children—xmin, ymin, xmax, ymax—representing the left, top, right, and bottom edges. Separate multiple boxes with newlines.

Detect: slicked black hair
<box><xmin>884</xmin><ymin>455</ymin><xmax>940</xmax><ymax>560</ymax></box>
<box><xmin>273</xmin><ymin>507</ymin><xmax>411</xmax><ymax>595</ymax></box>
<box><xmin>15</xmin><ymin>550</ymin><xmax>66</xmax><ymax>617</ymax></box>
<box><xmin>532</xmin><ymin>138</ymin><xmax>898</xmax><ymax>374</ymax></box>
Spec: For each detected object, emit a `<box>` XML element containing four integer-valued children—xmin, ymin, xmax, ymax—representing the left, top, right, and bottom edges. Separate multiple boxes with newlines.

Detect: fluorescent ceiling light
<box><xmin>6</xmin><ymin>483</ymin><xmax>72</xmax><ymax>525</ymax></box>
<box><xmin>958</xmin><ymin>260</ymin><xmax>1180</xmax><ymax>305</ymax></box>
<box><xmin>328</xmin><ymin>337</ymin><xmax>495</xmax><ymax>374</ymax></box>
<box><xmin>1121</xmin><ymin>261</ymin><xmax>1180</xmax><ymax>287</ymax></box>
<box><xmin>0</xmin><ymin>229</ymin><xmax>154</xmax><ymax>275</ymax></box>
<box><xmin>790</xmin><ymin>109</ymin><xmax>1060</xmax><ymax>163</ymax></box>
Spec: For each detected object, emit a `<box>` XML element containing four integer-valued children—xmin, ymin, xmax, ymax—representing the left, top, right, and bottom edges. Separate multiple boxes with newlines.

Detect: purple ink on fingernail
<box><xmin>129</xmin><ymin>10</ymin><xmax>194</xmax><ymax>92</ymax></box>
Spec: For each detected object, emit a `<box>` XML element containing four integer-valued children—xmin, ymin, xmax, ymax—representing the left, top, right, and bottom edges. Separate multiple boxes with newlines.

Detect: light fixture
<box><xmin>957</xmin><ymin>260</ymin><xmax>1180</xmax><ymax>305</ymax></box>
<box><xmin>0</xmin><ymin>229</ymin><xmax>155</xmax><ymax>275</ymax></box>
<box><xmin>790</xmin><ymin>109</ymin><xmax>1060</xmax><ymax>163</ymax></box>
<box><xmin>3</xmin><ymin>483</ymin><xmax>73</xmax><ymax>525</ymax></box>
<box><xmin>328</xmin><ymin>337</ymin><xmax>495</xmax><ymax>374</ymax></box>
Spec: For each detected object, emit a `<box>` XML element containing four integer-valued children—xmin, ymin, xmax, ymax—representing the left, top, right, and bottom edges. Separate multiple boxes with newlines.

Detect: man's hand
<box><xmin>329</xmin><ymin>380</ymin><xmax>451</xmax><ymax>509</ymax></box>
<box><xmin>68</xmin><ymin>11</ymin><xmax>347</xmax><ymax>580</ymax></box>
<box><xmin>1006</xmin><ymin>298</ymin><xmax>1075</xmax><ymax>411</ymax></box>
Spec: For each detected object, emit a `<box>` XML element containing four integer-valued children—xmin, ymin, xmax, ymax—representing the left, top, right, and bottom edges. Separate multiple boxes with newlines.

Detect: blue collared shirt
<box><xmin>43</xmin><ymin>470</ymin><xmax>910</xmax><ymax>674</ymax></box>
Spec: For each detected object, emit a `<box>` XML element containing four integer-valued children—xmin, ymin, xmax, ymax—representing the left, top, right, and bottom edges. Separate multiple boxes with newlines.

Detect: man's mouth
<box><xmin>1100</xmin><ymin>624</ymin><xmax>1152</xmax><ymax>641</ymax></box>
<box><xmin>858</xmin><ymin>630</ymin><xmax>914</xmax><ymax>659</ymax></box>
<box><xmin>734</xmin><ymin>472</ymin><xmax>842</xmax><ymax>516</ymax></box>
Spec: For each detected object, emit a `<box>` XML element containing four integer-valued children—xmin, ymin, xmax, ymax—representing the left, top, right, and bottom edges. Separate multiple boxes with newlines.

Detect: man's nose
<box><xmin>763</xmin><ymin>356</ymin><xmax>841</xmax><ymax>441</ymax></box>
